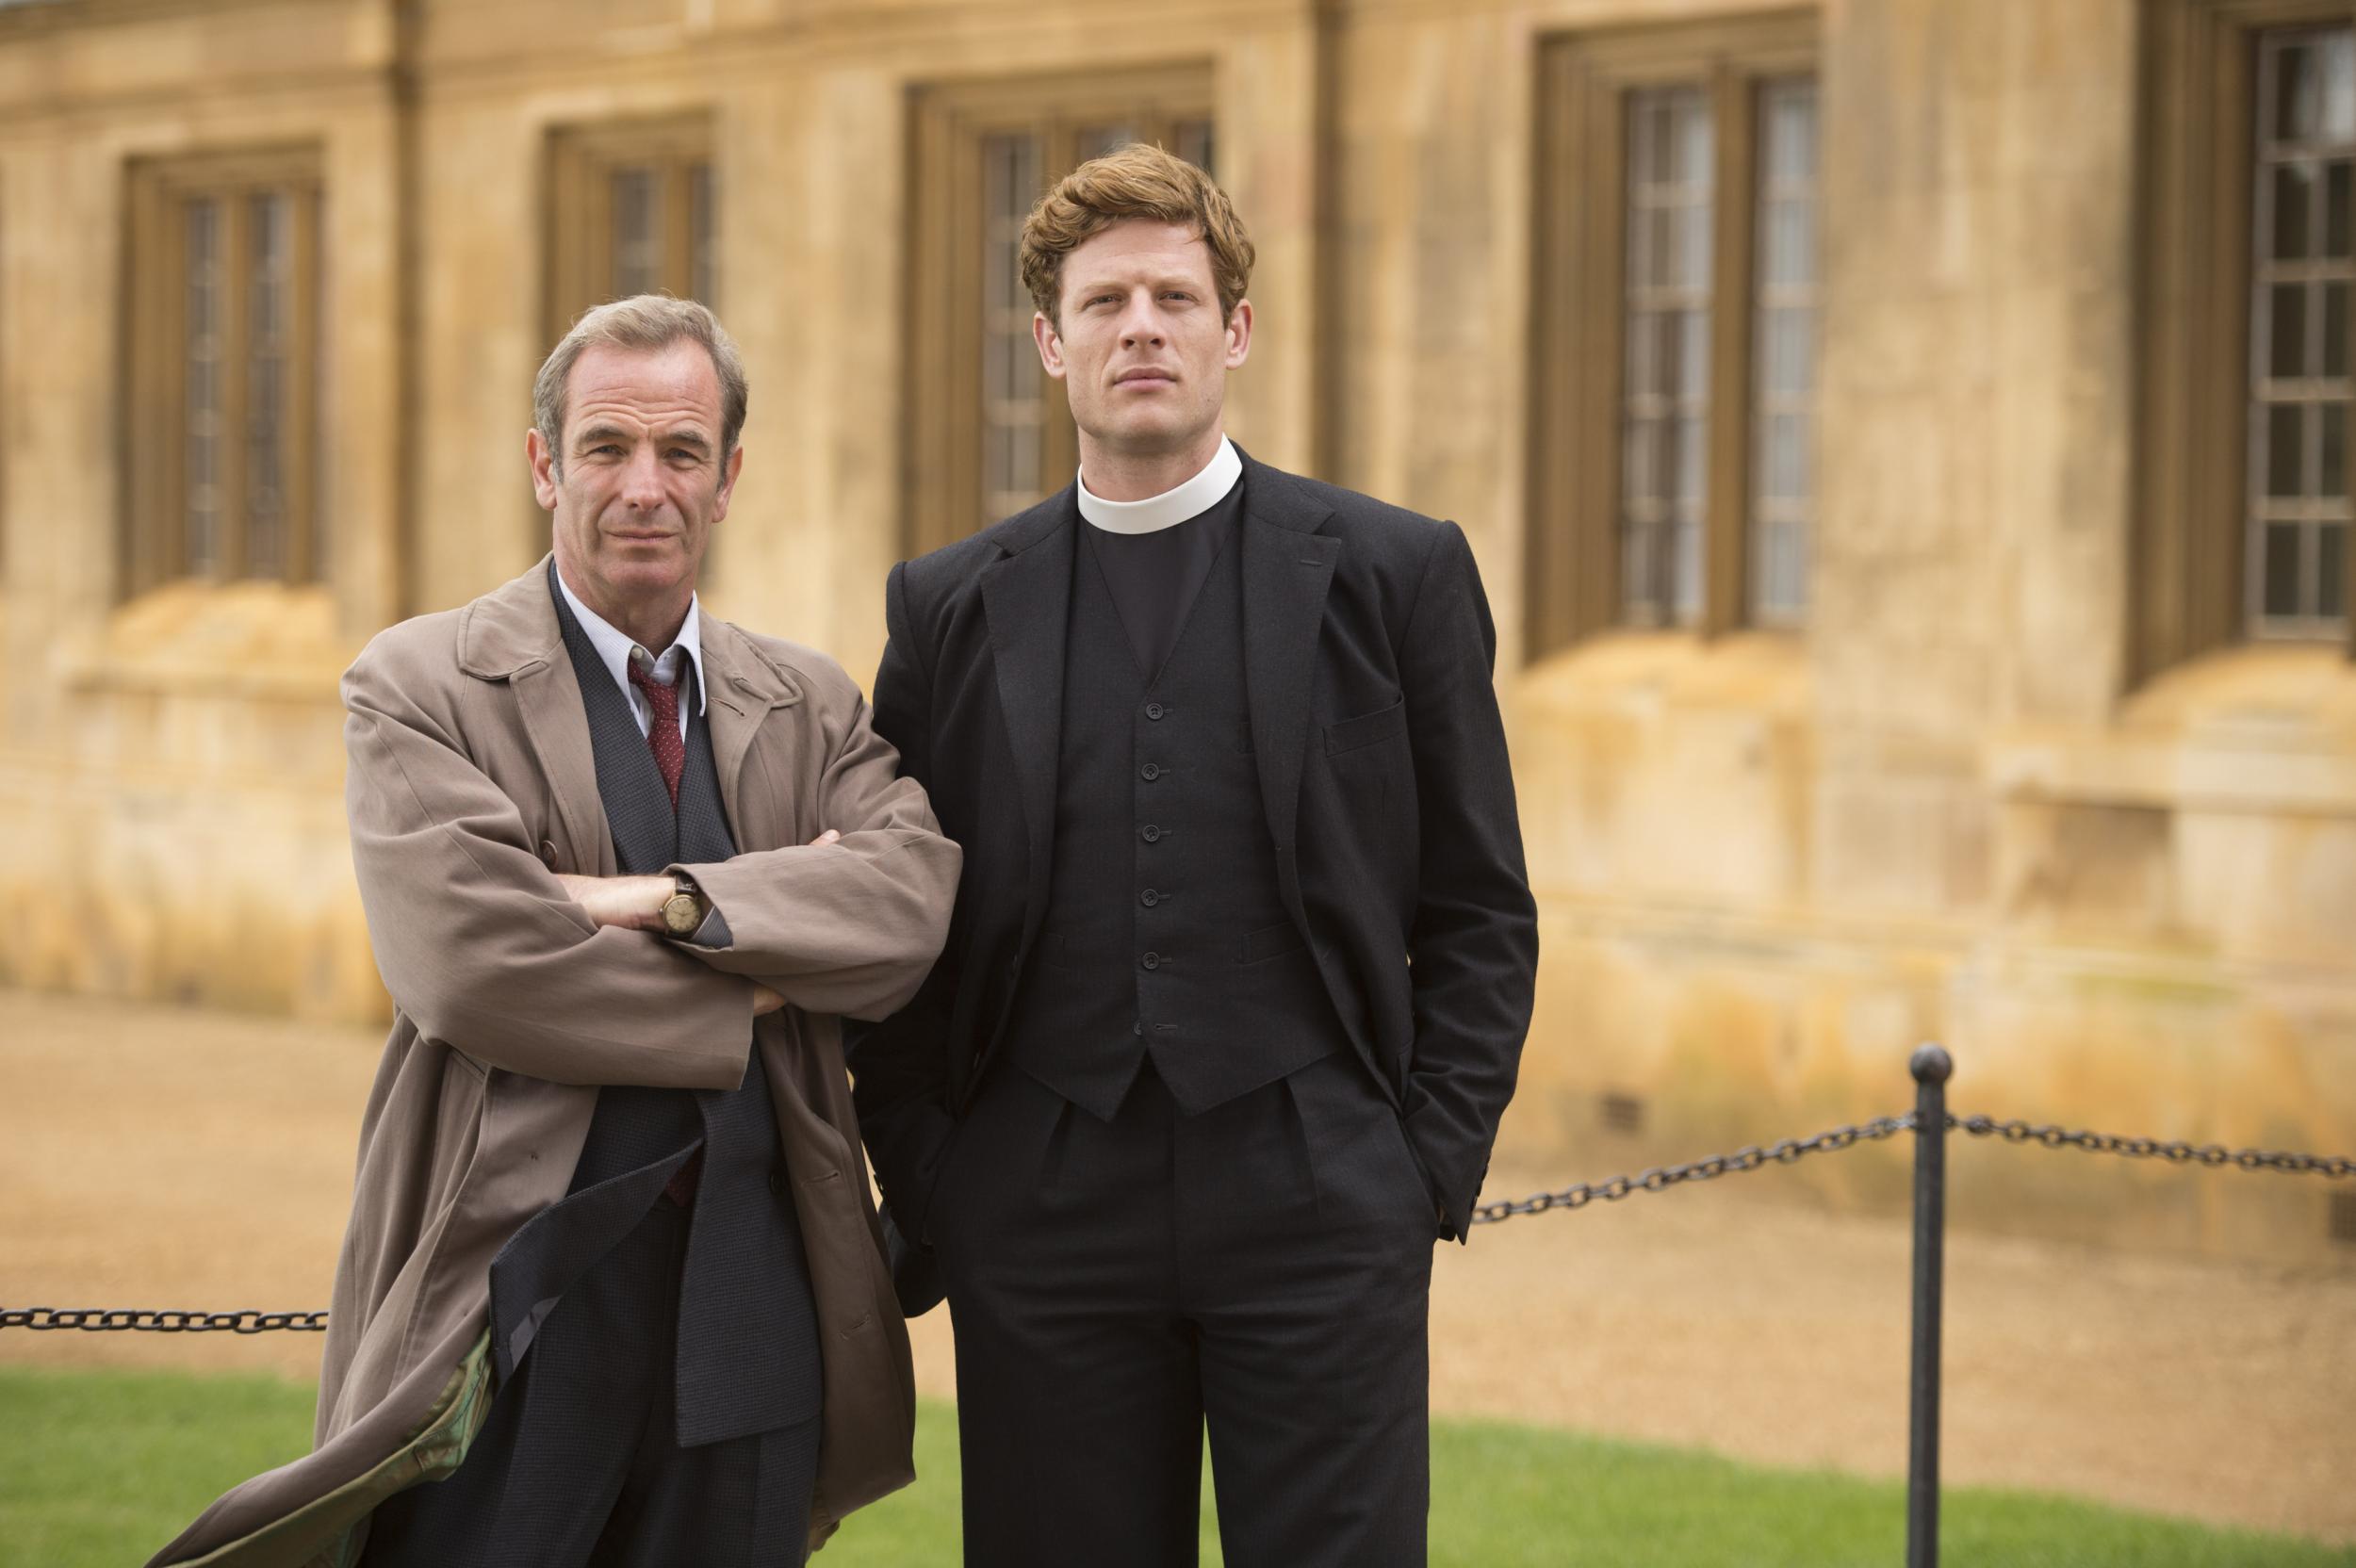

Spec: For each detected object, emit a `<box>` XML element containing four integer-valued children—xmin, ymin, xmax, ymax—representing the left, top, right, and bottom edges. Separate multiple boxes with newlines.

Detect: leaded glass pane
<box><xmin>1750</xmin><ymin>75</ymin><xmax>1818</xmax><ymax>629</ymax></box>
<box><xmin>690</xmin><ymin>162</ymin><xmax>718</xmax><ymax>307</ymax></box>
<box><xmin>245</xmin><ymin>192</ymin><xmax>289</xmax><ymax>580</ymax></box>
<box><xmin>1620</xmin><ymin>85</ymin><xmax>1712</xmax><ymax>627</ymax></box>
<box><xmin>612</xmin><ymin>167</ymin><xmax>660</xmax><ymax>298</ymax></box>
<box><xmin>2250</xmin><ymin>25</ymin><xmax>2356</xmax><ymax>638</ymax></box>
<box><xmin>184</xmin><ymin>198</ymin><xmax>222</xmax><ymax>578</ymax></box>
<box><xmin>980</xmin><ymin>131</ymin><xmax>1046</xmax><ymax>525</ymax></box>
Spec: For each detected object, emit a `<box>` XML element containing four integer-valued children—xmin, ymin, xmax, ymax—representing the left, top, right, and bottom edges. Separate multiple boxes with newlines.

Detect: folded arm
<box><xmin>343</xmin><ymin>645</ymin><xmax>757</xmax><ymax>1090</ymax></box>
<box><xmin>662</xmin><ymin>687</ymin><xmax>960</xmax><ymax>1023</ymax></box>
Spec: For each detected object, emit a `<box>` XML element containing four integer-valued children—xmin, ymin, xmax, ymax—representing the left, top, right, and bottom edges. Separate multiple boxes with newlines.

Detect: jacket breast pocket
<box><xmin>1323</xmin><ymin>697</ymin><xmax>1407</xmax><ymax>757</ymax></box>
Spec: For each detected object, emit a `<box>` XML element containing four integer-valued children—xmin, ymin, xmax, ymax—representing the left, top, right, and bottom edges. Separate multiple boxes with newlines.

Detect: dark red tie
<box><xmin>627</xmin><ymin>654</ymin><xmax>685</xmax><ymax>807</ymax></box>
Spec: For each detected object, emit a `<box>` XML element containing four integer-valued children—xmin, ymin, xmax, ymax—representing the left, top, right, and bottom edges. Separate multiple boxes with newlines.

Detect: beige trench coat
<box><xmin>150</xmin><ymin>560</ymin><xmax>960</xmax><ymax>1566</ymax></box>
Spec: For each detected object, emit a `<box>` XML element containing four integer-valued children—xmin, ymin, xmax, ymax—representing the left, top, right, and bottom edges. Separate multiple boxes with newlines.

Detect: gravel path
<box><xmin>5</xmin><ymin>988</ymin><xmax>2349</xmax><ymax>1542</ymax></box>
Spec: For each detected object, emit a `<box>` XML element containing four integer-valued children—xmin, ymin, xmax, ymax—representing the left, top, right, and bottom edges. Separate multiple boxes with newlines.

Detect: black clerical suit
<box><xmin>848</xmin><ymin>448</ymin><xmax>1537</xmax><ymax>1566</ymax></box>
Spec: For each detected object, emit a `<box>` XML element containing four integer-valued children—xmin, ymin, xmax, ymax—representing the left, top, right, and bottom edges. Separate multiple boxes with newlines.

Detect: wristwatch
<box><xmin>660</xmin><ymin>874</ymin><xmax>710</xmax><ymax>938</ymax></box>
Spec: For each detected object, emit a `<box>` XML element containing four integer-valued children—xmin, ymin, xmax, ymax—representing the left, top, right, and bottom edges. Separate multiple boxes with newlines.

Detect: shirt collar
<box><xmin>1077</xmin><ymin>435</ymin><xmax>1242</xmax><ymax>535</ymax></box>
<box><xmin>553</xmin><ymin>565</ymin><xmax>708</xmax><ymax>716</ymax></box>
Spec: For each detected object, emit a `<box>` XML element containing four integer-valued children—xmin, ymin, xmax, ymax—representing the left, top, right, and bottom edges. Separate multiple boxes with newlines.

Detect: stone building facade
<box><xmin>1</xmin><ymin>0</ymin><xmax>2350</xmax><ymax>1261</ymax></box>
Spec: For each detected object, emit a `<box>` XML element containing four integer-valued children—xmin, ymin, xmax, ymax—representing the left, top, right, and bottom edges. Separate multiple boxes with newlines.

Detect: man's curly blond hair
<box><xmin>1018</xmin><ymin>142</ymin><xmax>1255</xmax><ymax>329</ymax></box>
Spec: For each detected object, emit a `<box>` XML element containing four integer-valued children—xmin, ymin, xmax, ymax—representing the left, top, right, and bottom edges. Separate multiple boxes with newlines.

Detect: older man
<box><xmin>149</xmin><ymin>297</ymin><xmax>958</xmax><ymax>1568</ymax></box>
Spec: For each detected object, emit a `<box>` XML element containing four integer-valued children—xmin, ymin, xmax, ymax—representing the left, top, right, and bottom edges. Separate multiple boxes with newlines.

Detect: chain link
<box><xmin>1950</xmin><ymin>1115</ymin><xmax>2356</xmax><ymax>1178</ymax></box>
<box><xmin>1472</xmin><ymin>1109</ymin><xmax>2356</xmax><ymax>1226</ymax></box>
<box><xmin>6</xmin><ymin>1113</ymin><xmax>2347</xmax><ymax>1298</ymax></box>
<box><xmin>0</xmin><ymin>1307</ymin><xmax>328</xmax><ymax>1333</ymax></box>
<box><xmin>1470</xmin><ymin>1113</ymin><xmax>1922</xmax><ymax>1225</ymax></box>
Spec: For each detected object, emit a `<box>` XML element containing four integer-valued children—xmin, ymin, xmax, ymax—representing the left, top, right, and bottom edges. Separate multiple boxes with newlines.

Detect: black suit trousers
<box><xmin>936</xmin><ymin>1054</ymin><xmax>1437</xmax><ymax>1568</ymax></box>
<box><xmin>360</xmin><ymin>1199</ymin><xmax>821</xmax><ymax>1568</ymax></box>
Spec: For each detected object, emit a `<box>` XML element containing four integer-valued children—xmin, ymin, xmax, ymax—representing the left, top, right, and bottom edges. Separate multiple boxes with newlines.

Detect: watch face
<box><xmin>663</xmin><ymin>894</ymin><xmax>699</xmax><ymax>935</ymax></box>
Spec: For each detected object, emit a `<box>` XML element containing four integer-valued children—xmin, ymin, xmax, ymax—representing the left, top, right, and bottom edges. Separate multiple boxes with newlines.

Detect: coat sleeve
<box><xmin>343</xmin><ymin>637</ymin><xmax>757</xmax><ymax>1090</ymax></box>
<box><xmin>843</xmin><ymin>561</ymin><xmax>966</xmax><ymax>1274</ymax></box>
<box><xmin>666</xmin><ymin>678</ymin><xmax>961</xmax><ymax>1024</ymax></box>
<box><xmin>1397</xmin><ymin>521</ymin><xmax>1541</xmax><ymax>1241</ymax></box>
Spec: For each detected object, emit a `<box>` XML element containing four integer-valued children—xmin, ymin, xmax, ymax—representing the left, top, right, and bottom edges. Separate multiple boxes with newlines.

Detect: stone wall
<box><xmin>0</xmin><ymin>0</ymin><xmax>2349</xmax><ymax>1261</ymax></box>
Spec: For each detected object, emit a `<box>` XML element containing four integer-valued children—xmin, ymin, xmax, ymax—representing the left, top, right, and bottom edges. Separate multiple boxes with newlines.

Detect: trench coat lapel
<box><xmin>1238</xmin><ymin>453</ymin><xmax>1339</xmax><ymax>867</ymax></box>
<box><xmin>700</xmin><ymin>620</ymin><xmax>806</xmax><ymax>849</ymax></box>
<box><xmin>460</xmin><ymin>558</ymin><xmax>612</xmax><ymax>876</ymax></box>
<box><xmin>977</xmin><ymin>491</ymin><xmax>1076</xmax><ymax>942</ymax></box>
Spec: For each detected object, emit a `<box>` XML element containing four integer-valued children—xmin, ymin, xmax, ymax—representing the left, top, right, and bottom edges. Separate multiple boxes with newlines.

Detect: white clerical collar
<box><xmin>554</xmin><ymin>564</ymin><xmax>708</xmax><ymax>717</ymax></box>
<box><xmin>1077</xmin><ymin>436</ymin><xmax>1242</xmax><ymax>535</ymax></box>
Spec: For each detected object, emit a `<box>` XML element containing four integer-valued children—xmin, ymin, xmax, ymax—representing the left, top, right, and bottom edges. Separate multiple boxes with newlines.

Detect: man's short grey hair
<box><xmin>532</xmin><ymin>294</ymin><xmax>748</xmax><ymax>474</ymax></box>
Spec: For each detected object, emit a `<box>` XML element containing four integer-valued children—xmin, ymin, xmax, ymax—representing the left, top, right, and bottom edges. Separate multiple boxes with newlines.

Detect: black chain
<box><xmin>0</xmin><ymin>1307</ymin><xmax>328</xmax><ymax>1333</ymax></box>
<box><xmin>1472</xmin><ymin>1109</ymin><xmax>2356</xmax><ymax>1226</ymax></box>
<box><xmin>1470</xmin><ymin>1113</ymin><xmax>1921</xmax><ymax>1225</ymax></box>
<box><xmin>1950</xmin><ymin>1115</ymin><xmax>2356</xmax><ymax>1177</ymax></box>
<box><xmin>7</xmin><ymin>1115</ymin><xmax>2348</xmax><ymax>1307</ymax></box>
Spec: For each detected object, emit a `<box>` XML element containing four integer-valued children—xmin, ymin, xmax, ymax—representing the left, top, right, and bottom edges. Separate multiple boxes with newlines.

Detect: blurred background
<box><xmin>0</xmin><ymin>0</ymin><xmax>2352</xmax><ymax>1559</ymax></box>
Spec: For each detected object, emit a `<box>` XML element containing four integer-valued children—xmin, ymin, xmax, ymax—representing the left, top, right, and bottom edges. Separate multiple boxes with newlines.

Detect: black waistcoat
<box><xmin>485</xmin><ymin>569</ymin><xmax>819</xmax><ymax>1450</ymax></box>
<box><xmin>1001</xmin><ymin>500</ymin><xmax>1349</xmax><ymax>1120</ymax></box>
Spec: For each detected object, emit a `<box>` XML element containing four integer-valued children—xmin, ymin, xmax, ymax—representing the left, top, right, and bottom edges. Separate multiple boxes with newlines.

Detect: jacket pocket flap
<box><xmin>1324</xmin><ymin>698</ymin><xmax>1406</xmax><ymax>756</ymax></box>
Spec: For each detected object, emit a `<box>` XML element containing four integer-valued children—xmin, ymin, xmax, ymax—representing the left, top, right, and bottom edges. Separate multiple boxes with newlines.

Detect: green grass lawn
<box><xmin>2</xmin><ymin>1365</ymin><xmax>2345</xmax><ymax>1567</ymax></box>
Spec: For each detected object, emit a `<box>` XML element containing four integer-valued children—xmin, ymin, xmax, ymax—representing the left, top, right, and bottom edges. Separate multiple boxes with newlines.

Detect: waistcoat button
<box><xmin>1140</xmin><ymin>824</ymin><xmax>1162</xmax><ymax>842</ymax></box>
<box><xmin>1140</xmin><ymin>889</ymin><xmax>1160</xmax><ymax>906</ymax></box>
<box><xmin>1141</xmin><ymin>952</ymin><xmax>1162</xmax><ymax>971</ymax></box>
<box><xmin>1140</xmin><ymin>763</ymin><xmax>1161</xmax><ymax>781</ymax></box>
<box><xmin>1145</xmin><ymin>702</ymin><xmax>1166</xmax><ymax>720</ymax></box>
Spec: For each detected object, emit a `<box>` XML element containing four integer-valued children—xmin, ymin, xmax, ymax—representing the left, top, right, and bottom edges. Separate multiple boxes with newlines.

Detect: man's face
<box><xmin>1035</xmin><ymin>218</ymin><xmax>1252</xmax><ymax>460</ymax></box>
<box><xmin>528</xmin><ymin>339</ymin><xmax>742</xmax><ymax>622</ymax></box>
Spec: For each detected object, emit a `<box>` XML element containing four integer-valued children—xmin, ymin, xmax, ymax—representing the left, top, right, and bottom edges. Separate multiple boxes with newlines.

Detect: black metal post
<box><xmin>1907</xmin><ymin>1043</ymin><xmax>1953</xmax><ymax>1568</ymax></box>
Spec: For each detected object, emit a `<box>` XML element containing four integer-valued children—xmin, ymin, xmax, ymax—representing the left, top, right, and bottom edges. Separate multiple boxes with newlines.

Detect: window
<box><xmin>2137</xmin><ymin>1</ymin><xmax>2356</xmax><ymax>675</ymax></box>
<box><xmin>1529</xmin><ymin>17</ymin><xmax>1819</xmax><ymax>656</ymax></box>
<box><xmin>546</xmin><ymin>115</ymin><xmax>717</xmax><ymax>344</ymax></box>
<box><xmin>123</xmin><ymin>149</ymin><xmax>323</xmax><ymax>595</ymax></box>
<box><xmin>906</xmin><ymin>68</ymin><xmax>1215</xmax><ymax>558</ymax></box>
<box><xmin>2248</xmin><ymin>26</ymin><xmax>2352</xmax><ymax>637</ymax></box>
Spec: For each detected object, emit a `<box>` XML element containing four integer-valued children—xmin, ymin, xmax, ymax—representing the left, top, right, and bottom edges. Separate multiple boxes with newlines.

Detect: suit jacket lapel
<box><xmin>978</xmin><ymin>491</ymin><xmax>1077</xmax><ymax>940</ymax></box>
<box><xmin>1239</xmin><ymin>458</ymin><xmax>1338</xmax><ymax>863</ymax></box>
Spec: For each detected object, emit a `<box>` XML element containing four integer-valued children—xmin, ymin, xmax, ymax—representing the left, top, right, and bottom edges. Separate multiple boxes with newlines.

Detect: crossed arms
<box><xmin>341</xmin><ymin>635</ymin><xmax>959</xmax><ymax>1088</ymax></box>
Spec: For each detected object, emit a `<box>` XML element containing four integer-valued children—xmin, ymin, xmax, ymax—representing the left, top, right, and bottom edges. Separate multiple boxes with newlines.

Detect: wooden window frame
<box><xmin>904</xmin><ymin>66</ymin><xmax>1215</xmax><ymax>560</ymax></box>
<box><xmin>543</xmin><ymin>113</ymin><xmax>718</xmax><ymax>350</ymax></box>
<box><xmin>123</xmin><ymin>146</ymin><xmax>323</xmax><ymax>597</ymax></box>
<box><xmin>2136</xmin><ymin>0</ymin><xmax>2356</xmax><ymax>677</ymax></box>
<box><xmin>1528</xmin><ymin>13</ymin><xmax>1818</xmax><ymax>658</ymax></box>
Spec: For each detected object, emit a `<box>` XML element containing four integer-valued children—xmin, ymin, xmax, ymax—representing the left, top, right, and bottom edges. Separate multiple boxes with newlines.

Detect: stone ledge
<box><xmin>1991</xmin><ymin>645</ymin><xmax>2356</xmax><ymax>818</ymax></box>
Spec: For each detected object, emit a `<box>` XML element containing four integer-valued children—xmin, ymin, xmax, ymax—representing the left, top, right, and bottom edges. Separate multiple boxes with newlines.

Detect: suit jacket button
<box><xmin>1145</xmin><ymin>702</ymin><xmax>1166</xmax><ymax>720</ymax></box>
<box><xmin>1140</xmin><ymin>825</ymin><xmax>1161</xmax><ymax>842</ymax></box>
<box><xmin>1140</xmin><ymin>889</ymin><xmax>1160</xmax><ymax>907</ymax></box>
<box><xmin>1141</xmin><ymin>952</ymin><xmax>1161</xmax><ymax>971</ymax></box>
<box><xmin>538</xmin><ymin>840</ymin><xmax>559</xmax><ymax>870</ymax></box>
<box><xmin>1140</xmin><ymin>763</ymin><xmax>1161</xmax><ymax>781</ymax></box>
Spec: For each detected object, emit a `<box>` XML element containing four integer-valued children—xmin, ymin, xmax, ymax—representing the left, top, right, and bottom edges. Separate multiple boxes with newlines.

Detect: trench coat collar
<box><xmin>453</xmin><ymin>555</ymin><xmax>806</xmax><ymax>870</ymax></box>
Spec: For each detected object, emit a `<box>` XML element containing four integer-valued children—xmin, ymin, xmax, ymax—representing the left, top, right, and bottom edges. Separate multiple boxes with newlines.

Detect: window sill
<box><xmin>1513</xmin><ymin>628</ymin><xmax>1811</xmax><ymax>716</ymax></box>
<box><xmin>1991</xmin><ymin>645</ymin><xmax>2356</xmax><ymax>818</ymax></box>
<box><xmin>61</xmin><ymin>579</ymin><xmax>356</xmax><ymax>702</ymax></box>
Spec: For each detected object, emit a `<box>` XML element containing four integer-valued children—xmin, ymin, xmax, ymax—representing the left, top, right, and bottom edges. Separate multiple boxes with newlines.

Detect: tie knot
<box><xmin>629</xmin><ymin>651</ymin><xmax>680</xmax><ymax>718</ymax></box>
